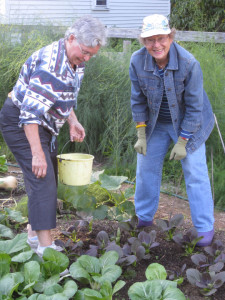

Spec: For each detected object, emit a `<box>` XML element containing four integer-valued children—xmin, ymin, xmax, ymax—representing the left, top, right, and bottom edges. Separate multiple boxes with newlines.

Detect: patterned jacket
<box><xmin>12</xmin><ymin>38</ymin><xmax>79</xmax><ymax>136</ymax></box>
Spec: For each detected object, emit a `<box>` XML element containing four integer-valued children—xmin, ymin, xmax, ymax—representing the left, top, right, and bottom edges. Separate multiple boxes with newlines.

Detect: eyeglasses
<box><xmin>77</xmin><ymin>41</ymin><xmax>94</xmax><ymax>57</ymax></box>
<box><xmin>144</xmin><ymin>36</ymin><xmax>169</xmax><ymax>46</ymax></box>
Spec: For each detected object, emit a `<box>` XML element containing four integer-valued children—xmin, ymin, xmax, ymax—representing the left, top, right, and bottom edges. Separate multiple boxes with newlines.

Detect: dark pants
<box><xmin>0</xmin><ymin>98</ymin><xmax>58</xmax><ymax>230</ymax></box>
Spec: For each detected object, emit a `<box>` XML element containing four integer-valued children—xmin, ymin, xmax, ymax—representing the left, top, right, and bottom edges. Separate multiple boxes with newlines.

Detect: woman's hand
<box><xmin>67</xmin><ymin>109</ymin><xmax>85</xmax><ymax>142</ymax></box>
<box><xmin>23</xmin><ymin>124</ymin><xmax>48</xmax><ymax>178</ymax></box>
<box><xmin>69</xmin><ymin>121</ymin><xmax>85</xmax><ymax>142</ymax></box>
<box><xmin>32</xmin><ymin>151</ymin><xmax>47</xmax><ymax>178</ymax></box>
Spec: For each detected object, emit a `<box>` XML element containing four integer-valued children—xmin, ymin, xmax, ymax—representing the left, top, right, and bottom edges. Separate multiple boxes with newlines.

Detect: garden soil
<box><xmin>1</xmin><ymin>165</ymin><xmax>225</xmax><ymax>300</ymax></box>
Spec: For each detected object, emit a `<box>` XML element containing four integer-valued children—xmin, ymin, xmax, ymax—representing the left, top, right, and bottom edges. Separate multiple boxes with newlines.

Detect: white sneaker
<box><xmin>36</xmin><ymin>242</ymin><xmax>64</xmax><ymax>257</ymax></box>
<box><xmin>27</xmin><ymin>237</ymin><xmax>39</xmax><ymax>250</ymax></box>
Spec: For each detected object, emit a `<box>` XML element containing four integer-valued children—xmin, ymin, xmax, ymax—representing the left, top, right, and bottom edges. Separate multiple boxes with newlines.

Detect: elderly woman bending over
<box><xmin>0</xmin><ymin>15</ymin><xmax>106</xmax><ymax>256</ymax></box>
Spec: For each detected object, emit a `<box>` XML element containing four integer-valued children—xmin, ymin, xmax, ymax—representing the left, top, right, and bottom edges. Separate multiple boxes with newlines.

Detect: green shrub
<box><xmin>170</xmin><ymin>0</ymin><xmax>225</xmax><ymax>32</ymax></box>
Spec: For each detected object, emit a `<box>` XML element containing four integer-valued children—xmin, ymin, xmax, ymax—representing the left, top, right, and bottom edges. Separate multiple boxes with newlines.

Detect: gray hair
<box><xmin>139</xmin><ymin>28</ymin><xmax>176</xmax><ymax>45</ymax></box>
<box><xmin>65</xmin><ymin>15</ymin><xmax>107</xmax><ymax>47</ymax></box>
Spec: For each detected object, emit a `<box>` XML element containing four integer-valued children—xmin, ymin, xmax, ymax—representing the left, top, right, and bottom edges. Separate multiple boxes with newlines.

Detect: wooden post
<box><xmin>123</xmin><ymin>40</ymin><xmax>131</xmax><ymax>53</ymax></box>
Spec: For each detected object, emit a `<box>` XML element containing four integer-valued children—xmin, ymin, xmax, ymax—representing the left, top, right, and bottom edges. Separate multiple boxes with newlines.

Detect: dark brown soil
<box><xmin>1</xmin><ymin>166</ymin><xmax>225</xmax><ymax>300</ymax></box>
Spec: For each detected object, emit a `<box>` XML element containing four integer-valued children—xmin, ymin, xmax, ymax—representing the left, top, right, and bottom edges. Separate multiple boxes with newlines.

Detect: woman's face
<box><xmin>65</xmin><ymin>35</ymin><xmax>100</xmax><ymax>67</ymax></box>
<box><xmin>144</xmin><ymin>34</ymin><xmax>173</xmax><ymax>63</ymax></box>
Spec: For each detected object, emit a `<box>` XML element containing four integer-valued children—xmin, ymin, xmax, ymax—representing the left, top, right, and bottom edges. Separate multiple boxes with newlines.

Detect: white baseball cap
<box><xmin>141</xmin><ymin>14</ymin><xmax>171</xmax><ymax>38</ymax></box>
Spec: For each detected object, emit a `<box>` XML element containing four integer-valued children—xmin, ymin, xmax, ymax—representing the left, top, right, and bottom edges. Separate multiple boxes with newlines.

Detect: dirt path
<box><xmin>157</xmin><ymin>193</ymin><xmax>225</xmax><ymax>232</ymax></box>
<box><xmin>1</xmin><ymin>165</ymin><xmax>225</xmax><ymax>232</ymax></box>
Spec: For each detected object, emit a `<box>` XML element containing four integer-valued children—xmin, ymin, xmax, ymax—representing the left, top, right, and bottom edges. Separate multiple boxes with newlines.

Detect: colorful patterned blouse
<box><xmin>12</xmin><ymin>38</ymin><xmax>80</xmax><ymax>136</ymax></box>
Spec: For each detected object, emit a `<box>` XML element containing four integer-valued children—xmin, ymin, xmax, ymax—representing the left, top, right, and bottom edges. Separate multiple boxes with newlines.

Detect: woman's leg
<box><xmin>181</xmin><ymin>143</ymin><xmax>214</xmax><ymax>232</ymax></box>
<box><xmin>135</xmin><ymin>122</ymin><xmax>172</xmax><ymax>222</ymax></box>
<box><xmin>0</xmin><ymin>98</ymin><xmax>58</xmax><ymax>246</ymax></box>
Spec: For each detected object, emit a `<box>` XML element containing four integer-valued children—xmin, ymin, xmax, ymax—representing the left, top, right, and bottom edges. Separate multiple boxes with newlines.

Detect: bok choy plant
<box><xmin>128</xmin><ymin>262</ymin><xmax>186</xmax><ymax>300</ymax></box>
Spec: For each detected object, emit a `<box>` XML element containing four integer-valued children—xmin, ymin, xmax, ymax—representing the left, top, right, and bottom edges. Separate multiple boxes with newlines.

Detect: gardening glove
<box><xmin>169</xmin><ymin>136</ymin><xmax>188</xmax><ymax>161</ymax></box>
<box><xmin>134</xmin><ymin>126</ymin><xmax>147</xmax><ymax>155</ymax></box>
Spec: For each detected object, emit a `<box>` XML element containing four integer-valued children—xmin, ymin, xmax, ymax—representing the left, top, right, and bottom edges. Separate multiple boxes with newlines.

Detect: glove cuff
<box><xmin>178</xmin><ymin>136</ymin><xmax>188</xmax><ymax>146</ymax></box>
<box><xmin>136</xmin><ymin>124</ymin><xmax>147</xmax><ymax>129</ymax></box>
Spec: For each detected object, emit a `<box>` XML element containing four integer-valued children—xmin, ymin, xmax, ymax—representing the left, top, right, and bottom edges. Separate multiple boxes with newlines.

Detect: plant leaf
<box><xmin>99</xmin><ymin>173</ymin><xmax>128</xmax><ymax>190</ymax></box>
<box><xmin>191</xmin><ymin>253</ymin><xmax>207</xmax><ymax>267</ymax></box>
<box><xmin>41</xmin><ymin>261</ymin><xmax>61</xmax><ymax>277</ymax></box>
<box><xmin>145</xmin><ymin>263</ymin><xmax>167</xmax><ymax>281</ymax></box>
<box><xmin>155</xmin><ymin>280</ymin><xmax>177</xmax><ymax>290</ymax></box>
<box><xmin>112</xmin><ymin>280</ymin><xmax>126</xmax><ymax>295</ymax></box>
<box><xmin>62</xmin><ymin>280</ymin><xmax>78</xmax><ymax>298</ymax></box>
<box><xmin>96</xmin><ymin>231</ymin><xmax>109</xmax><ymax>247</ymax></box>
<box><xmin>44</xmin><ymin>284</ymin><xmax>63</xmax><ymax>295</ymax></box>
<box><xmin>99</xmin><ymin>280</ymin><xmax>112</xmax><ymax>297</ymax></box>
<box><xmin>0</xmin><ymin>253</ymin><xmax>11</xmax><ymax>278</ymax></box>
<box><xmin>42</xmin><ymin>248</ymin><xmax>69</xmax><ymax>272</ymax></box>
<box><xmin>0</xmin><ymin>224</ymin><xmax>14</xmax><ymax>239</ymax></box>
<box><xmin>155</xmin><ymin>219</ymin><xmax>169</xmax><ymax>231</ymax></box>
<box><xmin>77</xmin><ymin>255</ymin><xmax>100</xmax><ymax>274</ymax></box>
<box><xmin>162</xmin><ymin>286</ymin><xmax>186</xmax><ymax>300</ymax></box>
<box><xmin>0</xmin><ymin>272</ymin><xmax>24</xmax><ymax>296</ymax></box>
<box><xmin>93</xmin><ymin>205</ymin><xmax>108</xmax><ymax>220</ymax></box>
<box><xmin>34</xmin><ymin>275</ymin><xmax>60</xmax><ymax>293</ymax></box>
<box><xmin>94</xmin><ymin>265</ymin><xmax>122</xmax><ymax>283</ymax></box>
<box><xmin>118</xmin><ymin>255</ymin><xmax>137</xmax><ymax>266</ymax></box>
<box><xmin>90</xmin><ymin>170</ymin><xmax>105</xmax><ymax>183</ymax></box>
<box><xmin>12</xmin><ymin>250</ymin><xmax>34</xmax><ymax>263</ymax></box>
<box><xmin>4</xmin><ymin>207</ymin><xmax>27</xmax><ymax>223</ymax></box>
<box><xmin>138</xmin><ymin>231</ymin><xmax>151</xmax><ymax>245</ymax></box>
<box><xmin>99</xmin><ymin>250</ymin><xmax>119</xmax><ymax>268</ymax></box>
<box><xmin>118</xmin><ymin>199</ymin><xmax>135</xmax><ymax>213</ymax></box>
<box><xmin>128</xmin><ymin>280</ymin><xmax>162</xmax><ymax>300</ymax></box>
<box><xmin>69</xmin><ymin>261</ymin><xmax>91</xmax><ymax>283</ymax></box>
<box><xmin>0</xmin><ymin>233</ymin><xmax>28</xmax><ymax>254</ymax></box>
<box><xmin>105</xmin><ymin>242</ymin><xmax>124</xmax><ymax>259</ymax></box>
<box><xmin>213</xmin><ymin>271</ymin><xmax>225</xmax><ymax>288</ymax></box>
<box><xmin>186</xmin><ymin>268</ymin><xmax>201</xmax><ymax>285</ymax></box>
<box><xmin>73</xmin><ymin>290</ymin><xmax>84</xmax><ymax>300</ymax></box>
<box><xmin>24</xmin><ymin>261</ymin><xmax>40</xmax><ymax>284</ymax></box>
<box><xmin>136</xmin><ymin>246</ymin><xmax>146</xmax><ymax>261</ymax></box>
<box><xmin>169</xmin><ymin>214</ymin><xmax>184</xmax><ymax>228</ymax></box>
<box><xmin>83</xmin><ymin>288</ymin><xmax>103</xmax><ymax>299</ymax></box>
<box><xmin>209</xmin><ymin>262</ymin><xmax>224</xmax><ymax>273</ymax></box>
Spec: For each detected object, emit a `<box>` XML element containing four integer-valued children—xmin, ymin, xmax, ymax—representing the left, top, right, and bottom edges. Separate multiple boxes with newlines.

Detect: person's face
<box><xmin>144</xmin><ymin>34</ymin><xmax>172</xmax><ymax>63</ymax></box>
<box><xmin>66</xmin><ymin>35</ymin><xmax>100</xmax><ymax>67</ymax></box>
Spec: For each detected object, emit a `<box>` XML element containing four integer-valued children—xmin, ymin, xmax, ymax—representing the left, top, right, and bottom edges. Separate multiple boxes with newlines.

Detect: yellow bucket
<box><xmin>57</xmin><ymin>153</ymin><xmax>94</xmax><ymax>186</ymax></box>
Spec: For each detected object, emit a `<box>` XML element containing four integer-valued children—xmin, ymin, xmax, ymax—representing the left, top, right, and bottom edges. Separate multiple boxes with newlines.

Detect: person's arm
<box><xmin>23</xmin><ymin>124</ymin><xmax>47</xmax><ymax>178</ymax></box>
<box><xmin>67</xmin><ymin>109</ymin><xmax>85</xmax><ymax>142</ymax></box>
<box><xmin>181</xmin><ymin>60</ymin><xmax>204</xmax><ymax>133</ymax></box>
<box><xmin>129</xmin><ymin>60</ymin><xmax>149</xmax><ymax>123</ymax></box>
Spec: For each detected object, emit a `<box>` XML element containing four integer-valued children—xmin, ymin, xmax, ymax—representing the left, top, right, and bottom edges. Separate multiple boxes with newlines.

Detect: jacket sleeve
<box><xmin>181</xmin><ymin>59</ymin><xmax>204</xmax><ymax>133</ymax></box>
<box><xmin>129</xmin><ymin>57</ymin><xmax>149</xmax><ymax>123</ymax></box>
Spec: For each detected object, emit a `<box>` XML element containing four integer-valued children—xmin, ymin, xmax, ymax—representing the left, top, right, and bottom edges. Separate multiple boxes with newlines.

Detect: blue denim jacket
<box><xmin>129</xmin><ymin>42</ymin><xmax>214</xmax><ymax>153</ymax></box>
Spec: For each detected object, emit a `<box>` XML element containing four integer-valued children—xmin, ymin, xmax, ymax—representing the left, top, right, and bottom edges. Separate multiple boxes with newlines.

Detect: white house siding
<box><xmin>0</xmin><ymin>0</ymin><xmax>170</xmax><ymax>28</ymax></box>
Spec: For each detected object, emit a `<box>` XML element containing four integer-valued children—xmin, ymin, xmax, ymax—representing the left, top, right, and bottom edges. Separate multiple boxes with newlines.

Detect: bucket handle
<box><xmin>59</xmin><ymin>139</ymin><xmax>90</xmax><ymax>157</ymax></box>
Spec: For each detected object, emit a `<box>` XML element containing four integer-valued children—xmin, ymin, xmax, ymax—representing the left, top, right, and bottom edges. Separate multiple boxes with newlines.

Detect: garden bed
<box><xmin>1</xmin><ymin>166</ymin><xmax>225</xmax><ymax>299</ymax></box>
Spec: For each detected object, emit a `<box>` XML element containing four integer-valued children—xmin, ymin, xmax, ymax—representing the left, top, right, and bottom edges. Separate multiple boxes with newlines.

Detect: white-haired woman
<box><xmin>130</xmin><ymin>14</ymin><xmax>214</xmax><ymax>246</ymax></box>
<box><xmin>0</xmin><ymin>15</ymin><xmax>106</xmax><ymax>256</ymax></box>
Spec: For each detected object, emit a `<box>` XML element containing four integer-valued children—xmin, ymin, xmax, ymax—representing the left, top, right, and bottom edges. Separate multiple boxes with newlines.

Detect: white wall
<box><xmin>0</xmin><ymin>0</ymin><xmax>170</xmax><ymax>28</ymax></box>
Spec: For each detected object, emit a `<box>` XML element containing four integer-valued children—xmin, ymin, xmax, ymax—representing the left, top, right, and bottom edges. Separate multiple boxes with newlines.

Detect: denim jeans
<box><xmin>135</xmin><ymin>122</ymin><xmax>214</xmax><ymax>232</ymax></box>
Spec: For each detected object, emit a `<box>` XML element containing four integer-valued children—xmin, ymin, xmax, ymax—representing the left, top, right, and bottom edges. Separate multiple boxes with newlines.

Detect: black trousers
<box><xmin>0</xmin><ymin>97</ymin><xmax>58</xmax><ymax>230</ymax></box>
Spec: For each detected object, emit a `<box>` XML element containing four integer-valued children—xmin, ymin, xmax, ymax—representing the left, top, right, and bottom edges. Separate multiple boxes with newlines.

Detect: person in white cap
<box><xmin>129</xmin><ymin>14</ymin><xmax>215</xmax><ymax>246</ymax></box>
